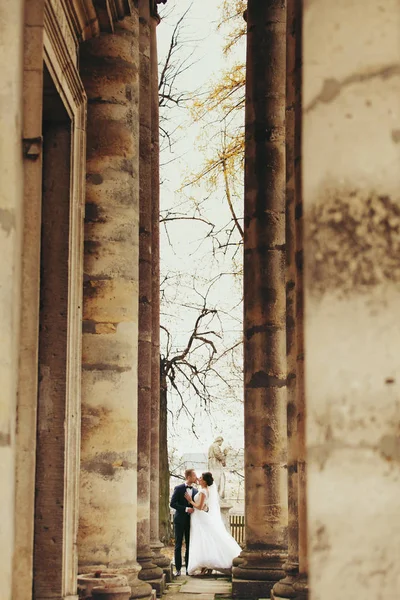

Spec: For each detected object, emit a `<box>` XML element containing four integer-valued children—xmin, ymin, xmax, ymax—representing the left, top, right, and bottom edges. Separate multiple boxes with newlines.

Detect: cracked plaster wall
<box><xmin>303</xmin><ymin>0</ymin><xmax>400</xmax><ymax>597</ymax></box>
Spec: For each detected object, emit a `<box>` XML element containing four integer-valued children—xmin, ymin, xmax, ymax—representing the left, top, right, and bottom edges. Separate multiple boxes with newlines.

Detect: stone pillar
<box><xmin>149</xmin><ymin>7</ymin><xmax>171</xmax><ymax>580</ymax></box>
<box><xmin>232</xmin><ymin>1</ymin><xmax>288</xmax><ymax>597</ymax></box>
<box><xmin>272</xmin><ymin>0</ymin><xmax>299</xmax><ymax>596</ymax></box>
<box><xmin>303</xmin><ymin>1</ymin><xmax>400</xmax><ymax>598</ymax></box>
<box><xmin>292</xmin><ymin>4</ymin><xmax>307</xmax><ymax>595</ymax></box>
<box><xmin>273</xmin><ymin>1</ymin><xmax>308</xmax><ymax>598</ymax></box>
<box><xmin>293</xmin><ymin>7</ymin><xmax>307</xmax><ymax>594</ymax></box>
<box><xmin>0</xmin><ymin>1</ymin><xmax>24</xmax><ymax>598</ymax></box>
<box><xmin>136</xmin><ymin>0</ymin><xmax>164</xmax><ymax>594</ymax></box>
<box><xmin>294</xmin><ymin>299</ymin><xmax>307</xmax><ymax>600</ymax></box>
<box><xmin>78</xmin><ymin>14</ymin><xmax>152</xmax><ymax>600</ymax></box>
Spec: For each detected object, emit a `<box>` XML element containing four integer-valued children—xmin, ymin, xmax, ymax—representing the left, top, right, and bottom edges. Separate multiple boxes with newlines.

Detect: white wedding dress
<box><xmin>187</xmin><ymin>484</ymin><xmax>241</xmax><ymax>575</ymax></box>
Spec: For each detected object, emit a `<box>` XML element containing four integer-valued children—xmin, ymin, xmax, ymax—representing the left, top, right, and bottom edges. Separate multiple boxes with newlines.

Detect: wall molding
<box><xmin>44</xmin><ymin>1</ymin><xmax>87</xmax><ymax>596</ymax></box>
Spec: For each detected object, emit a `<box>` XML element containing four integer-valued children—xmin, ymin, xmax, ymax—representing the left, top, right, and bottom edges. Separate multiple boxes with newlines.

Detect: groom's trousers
<box><xmin>174</xmin><ymin>518</ymin><xmax>190</xmax><ymax>571</ymax></box>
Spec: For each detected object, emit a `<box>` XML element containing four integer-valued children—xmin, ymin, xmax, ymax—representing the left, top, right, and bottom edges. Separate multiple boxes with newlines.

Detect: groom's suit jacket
<box><xmin>170</xmin><ymin>484</ymin><xmax>197</xmax><ymax>525</ymax></box>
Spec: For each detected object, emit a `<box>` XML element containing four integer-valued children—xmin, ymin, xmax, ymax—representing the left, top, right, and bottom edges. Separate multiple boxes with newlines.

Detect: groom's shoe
<box><xmin>174</xmin><ymin>570</ymin><xmax>181</xmax><ymax>577</ymax></box>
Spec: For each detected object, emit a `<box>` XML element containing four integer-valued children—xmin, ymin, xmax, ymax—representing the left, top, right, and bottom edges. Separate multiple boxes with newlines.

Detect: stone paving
<box><xmin>164</xmin><ymin>572</ymin><xmax>233</xmax><ymax>600</ymax></box>
<box><xmin>163</xmin><ymin>570</ymin><xmax>270</xmax><ymax>600</ymax></box>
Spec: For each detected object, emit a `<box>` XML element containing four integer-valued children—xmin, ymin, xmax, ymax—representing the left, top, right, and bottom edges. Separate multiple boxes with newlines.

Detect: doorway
<box><xmin>33</xmin><ymin>64</ymin><xmax>73</xmax><ymax>599</ymax></box>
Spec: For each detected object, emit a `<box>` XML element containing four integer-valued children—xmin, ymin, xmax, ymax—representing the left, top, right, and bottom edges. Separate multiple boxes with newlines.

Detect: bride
<box><xmin>184</xmin><ymin>471</ymin><xmax>241</xmax><ymax>575</ymax></box>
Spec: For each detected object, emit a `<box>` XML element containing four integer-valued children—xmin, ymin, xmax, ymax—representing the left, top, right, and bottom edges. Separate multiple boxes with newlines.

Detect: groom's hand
<box><xmin>187</xmin><ymin>508</ymin><xmax>194</xmax><ymax>514</ymax></box>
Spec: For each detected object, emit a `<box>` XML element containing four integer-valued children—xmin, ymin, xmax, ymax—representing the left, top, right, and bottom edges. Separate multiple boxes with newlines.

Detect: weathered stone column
<box><xmin>303</xmin><ymin>0</ymin><xmax>400</xmax><ymax>598</ymax></box>
<box><xmin>137</xmin><ymin>0</ymin><xmax>164</xmax><ymax>594</ymax></box>
<box><xmin>271</xmin><ymin>0</ymin><xmax>298</xmax><ymax>596</ymax></box>
<box><xmin>232</xmin><ymin>1</ymin><xmax>288</xmax><ymax>598</ymax></box>
<box><xmin>294</xmin><ymin>283</ymin><xmax>307</xmax><ymax>600</ymax></box>
<box><xmin>78</xmin><ymin>14</ymin><xmax>152</xmax><ymax>600</ymax></box>
<box><xmin>149</xmin><ymin>6</ymin><xmax>171</xmax><ymax>579</ymax></box>
<box><xmin>292</xmin><ymin>5</ymin><xmax>307</xmax><ymax>595</ymax></box>
<box><xmin>273</xmin><ymin>1</ymin><xmax>307</xmax><ymax>598</ymax></box>
<box><xmin>293</xmin><ymin>13</ymin><xmax>307</xmax><ymax>591</ymax></box>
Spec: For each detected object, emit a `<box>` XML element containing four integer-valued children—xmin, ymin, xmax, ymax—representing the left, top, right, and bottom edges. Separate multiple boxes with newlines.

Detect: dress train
<box><xmin>187</xmin><ymin>486</ymin><xmax>241</xmax><ymax>575</ymax></box>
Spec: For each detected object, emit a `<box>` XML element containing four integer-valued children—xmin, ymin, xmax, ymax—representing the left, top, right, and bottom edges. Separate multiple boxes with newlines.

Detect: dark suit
<box><xmin>170</xmin><ymin>483</ymin><xmax>196</xmax><ymax>572</ymax></box>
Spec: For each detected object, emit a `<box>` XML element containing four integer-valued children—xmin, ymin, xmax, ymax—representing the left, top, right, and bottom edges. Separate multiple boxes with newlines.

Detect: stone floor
<box><xmin>163</xmin><ymin>571</ymin><xmax>270</xmax><ymax>600</ymax></box>
<box><xmin>164</xmin><ymin>572</ymin><xmax>233</xmax><ymax>600</ymax></box>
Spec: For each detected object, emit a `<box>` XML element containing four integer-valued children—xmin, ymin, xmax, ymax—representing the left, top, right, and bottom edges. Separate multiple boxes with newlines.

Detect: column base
<box><xmin>271</xmin><ymin>561</ymin><xmax>299</xmax><ymax>599</ymax></box>
<box><xmin>150</xmin><ymin>540</ymin><xmax>171</xmax><ymax>568</ymax></box>
<box><xmin>232</xmin><ymin>556</ymin><xmax>245</xmax><ymax>567</ymax></box>
<box><xmin>232</xmin><ymin>548</ymin><xmax>287</xmax><ymax>599</ymax></box>
<box><xmin>146</xmin><ymin>573</ymin><xmax>166</xmax><ymax>597</ymax></box>
<box><xmin>162</xmin><ymin>563</ymin><xmax>173</xmax><ymax>583</ymax></box>
<box><xmin>137</xmin><ymin>548</ymin><xmax>164</xmax><ymax>582</ymax></box>
<box><xmin>137</xmin><ymin>548</ymin><xmax>164</xmax><ymax>597</ymax></box>
<box><xmin>293</xmin><ymin>574</ymin><xmax>308</xmax><ymax>600</ymax></box>
<box><xmin>129</xmin><ymin>575</ymin><xmax>154</xmax><ymax>600</ymax></box>
<box><xmin>150</xmin><ymin>540</ymin><xmax>172</xmax><ymax>583</ymax></box>
<box><xmin>118</xmin><ymin>568</ymin><xmax>154</xmax><ymax>600</ymax></box>
<box><xmin>77</xmin><ymin>566</ymin><xmax>153</xmax><ymax>600</ymax></box>
<box><xmin>272</xmin><ymin>573</ymin><xmax>308</xmax><ymax>600</ymax></box>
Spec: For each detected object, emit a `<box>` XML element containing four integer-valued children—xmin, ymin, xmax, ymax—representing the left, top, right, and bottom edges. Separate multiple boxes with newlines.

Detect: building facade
<box><xmin>0</xmin><ymin>1</ymin><xmax>399</xmax><ymax>599</ymax></box>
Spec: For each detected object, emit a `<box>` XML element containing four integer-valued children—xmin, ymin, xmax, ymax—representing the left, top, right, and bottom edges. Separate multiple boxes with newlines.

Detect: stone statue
<box><xmin>208</xmin><ymin>436</ymin><xmax>228</xmax><ymax>499</ymax></box>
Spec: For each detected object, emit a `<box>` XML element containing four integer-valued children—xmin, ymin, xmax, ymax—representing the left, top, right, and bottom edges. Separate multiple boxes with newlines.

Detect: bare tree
<box><xmin>158</xmin><ymin>2</ymin><xmax>200</xmax><ymax>151</ymax></box>
<box><xmin>158</xmin><ymin>285</ymin><xmax>243</xmax><ymax>542</ymax></box>
<box><xmin>156</xmin><ymin>1</ymin><xmax>246</xmax><ymax>543</ymax></box>
<box><xmin>159</xmin><ymin>303</ymin><xmax>221</xmax><ymax>543</ymax></box>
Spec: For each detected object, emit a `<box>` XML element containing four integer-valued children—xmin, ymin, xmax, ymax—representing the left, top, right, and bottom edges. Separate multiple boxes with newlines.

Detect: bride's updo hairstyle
<box><xmin>202</xmin><ymin>472</ymin><xmax>214</xmax><ymax>486</ymax></box>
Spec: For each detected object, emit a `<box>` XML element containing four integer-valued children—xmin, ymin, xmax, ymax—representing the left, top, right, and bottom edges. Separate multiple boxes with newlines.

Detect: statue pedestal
<box><xmin>219</xmin><ymin>500</ymin><xmax>233</xmax><ymax>532</ymax></box>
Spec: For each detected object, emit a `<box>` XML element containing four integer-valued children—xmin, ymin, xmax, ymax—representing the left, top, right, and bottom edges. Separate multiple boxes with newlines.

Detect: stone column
<box><xmin>78</xmin><ymin>14</ymin><xmax>152</xmax><ymax>600</ymax></box>
<box><xmin>149</xmin><ymin>7</ymin><xmax>171</xmax><ymax>579</ymax></box>
<box><xmin>294</xmin><ymin>291</ymin><xmax>307</xmax><ymax>600</ymax></box>
<box><xmin>136</xmin><ymin>0</ymin><xmax>164</xmax><ymax>594</ymax></box>
<box><xmin>272</xmin><ymin>0</ymin><xmax>299</xmax><ymax>596</ymax></box>
<box><xmin>293</xmin><ymin>5</ymin><xmax>307</xmax><ymax>595</ymax></box>
<box><xmin>273</xmin><ymin>1</ymin><xmax>308</xmax><ymax>598</ymax></box>
<box><xmin>303</xmin><ymin>0</ymin><xmax>400</xmax><ymax>598</ymax></box>
<box><xmin>232</xmin><ymin>1</ymin><xmax>288</xmax><ymax>597</ymax></box>
<box><xmin>0</xmin><ymin>2</ymin><xmax>24</xmax><ymax>598</ymax></box>
<box><xmin>291</xmin><ymin>0</ymin><xmax>308</xmax><ymax>600</ymax></box>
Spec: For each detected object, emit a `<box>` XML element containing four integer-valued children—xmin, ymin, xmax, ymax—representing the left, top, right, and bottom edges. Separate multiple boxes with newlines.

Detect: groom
<box><xmin>170</xmin><ymin>468</ymin><xmax>198</xmax><ymax>576</ymax></box>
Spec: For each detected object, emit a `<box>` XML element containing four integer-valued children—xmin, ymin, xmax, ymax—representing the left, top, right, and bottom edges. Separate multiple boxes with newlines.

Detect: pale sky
<box><xmin>157</xmin><ymin>1</ymin><xmax>245</xmax><ymax>459</ymax></box>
